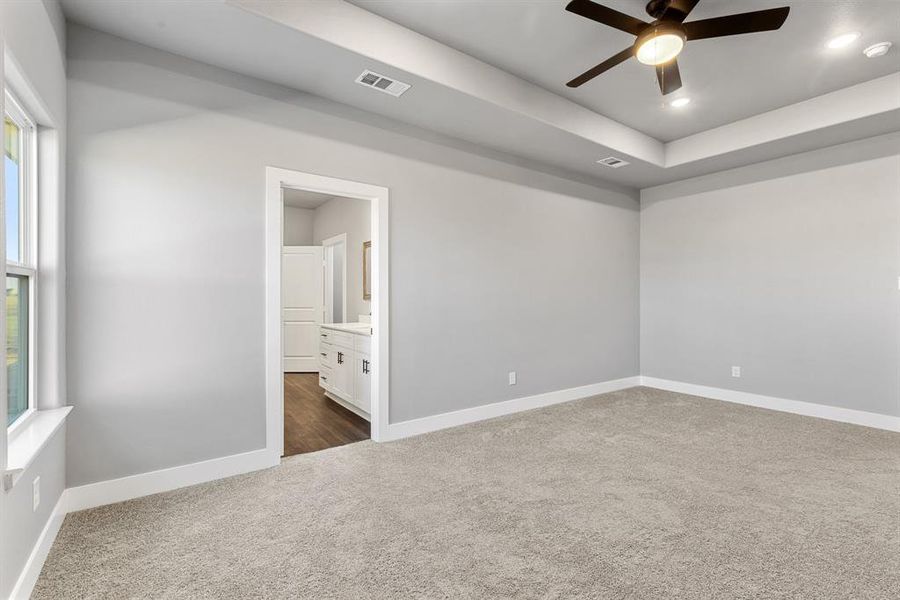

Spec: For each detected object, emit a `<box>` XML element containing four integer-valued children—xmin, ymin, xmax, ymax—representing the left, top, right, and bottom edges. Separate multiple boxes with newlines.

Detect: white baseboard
<box><xmin>385</xmin><ymin>376</ymin><xmax>642</xmax><ymax>441</ymax></box>
<box><xmin>9</xmin><ymin>495</ymin><xmax>67</xmax><ymax>600</ymax></box>
<box><xmin>64</xmin><ymin>448</ymin><xmax>279</xmax><ymax>514</ymax></box>
<box><xmin>640</xmin><ymin>377</ymin><xmax>900</xmax><ymax>432</ymax></box>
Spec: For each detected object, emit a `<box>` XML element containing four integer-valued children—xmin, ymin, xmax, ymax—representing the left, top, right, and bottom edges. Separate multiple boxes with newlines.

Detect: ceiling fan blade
<box><xmin>660</xmin><ymin>0</ymin><xmax>700</xmax><ymax>23</ymax></box>
<box><xmin>567</xmin><ymin>47</ymin><xmax>634</xmax><ymax>88</ymax></box>
<box><xmin>683</xmin><ymin>7</ymin><xmax>790</xmax><ymax>41</ymax></box>
<box><xmin>656</xmin><ymin>60</ymin><xmax>682</xmax><ymax>95</ymax></box>
<box><xmin>565</xmin><ymin>0</ymin><xmax>648</xmax><ymax>36</ymax></box>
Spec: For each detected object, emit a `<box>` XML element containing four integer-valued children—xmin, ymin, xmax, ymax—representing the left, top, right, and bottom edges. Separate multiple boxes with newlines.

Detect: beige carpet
<box><xmin>34</xmin><ymin>387</ymin><xmax>900</xmax><ymax>599</ymax></box>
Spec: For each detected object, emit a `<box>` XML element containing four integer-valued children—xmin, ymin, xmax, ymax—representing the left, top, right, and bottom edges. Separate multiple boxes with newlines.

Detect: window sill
<box><xmin>4</xmin><ymin>406</ymin><xmax>72</xmax><ymax>491</ymax></box>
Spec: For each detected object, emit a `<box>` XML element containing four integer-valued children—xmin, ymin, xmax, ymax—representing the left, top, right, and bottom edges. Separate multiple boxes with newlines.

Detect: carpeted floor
<box><xmin>33</xmin><ymin>387</ymin><xmax>900</xmax><ymax>599</ymax></box>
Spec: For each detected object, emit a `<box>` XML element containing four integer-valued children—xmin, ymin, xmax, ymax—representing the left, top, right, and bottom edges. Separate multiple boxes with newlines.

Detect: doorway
<box><xmin>266</xmin><ymin>167</ymin><xmax>389</xmax><ymax>460</ymax></box>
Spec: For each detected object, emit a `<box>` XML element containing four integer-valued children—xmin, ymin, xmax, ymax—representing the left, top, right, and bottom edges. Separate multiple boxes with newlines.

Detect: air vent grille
<box><xmin>596</xmin><ymin>156</ymin><xmax>630</xmax><ymax>168</ymax></box>
<box><xmin>355</xmin><ymin>70</ymin><xmax>411</xmax><ymax>97</ymax></box>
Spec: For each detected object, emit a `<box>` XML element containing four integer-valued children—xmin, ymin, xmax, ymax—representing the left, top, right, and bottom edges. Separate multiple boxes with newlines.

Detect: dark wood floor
<box><xmin>284</xmin><ymin>373</ymin><xmax>370</xmax><ymax>457</ymax></box>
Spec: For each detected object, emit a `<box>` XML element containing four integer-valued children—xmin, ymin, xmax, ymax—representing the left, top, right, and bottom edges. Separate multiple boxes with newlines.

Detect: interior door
<box><xmin>283</xmin><ymin>246</ymin><xmax>324</xmax><ymax>372</ymax></box>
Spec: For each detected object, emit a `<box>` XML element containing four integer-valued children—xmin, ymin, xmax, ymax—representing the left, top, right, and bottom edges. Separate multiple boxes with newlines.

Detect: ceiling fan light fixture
<box><xmin>635</xmin><ymin>28</ymin><xmax>686</xmax><ymax>66</ymax></box>
<box><xmin>825</xmin><ymin>32</ymin><xmax>861</xmax><ymax>49</ymax></box>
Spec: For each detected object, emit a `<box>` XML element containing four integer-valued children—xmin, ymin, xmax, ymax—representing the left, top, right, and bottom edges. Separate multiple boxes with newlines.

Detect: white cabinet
<box><xmin>318</xmin><ymin>325</ymin><xmax>372</xmax><ymax>420</ymax></box>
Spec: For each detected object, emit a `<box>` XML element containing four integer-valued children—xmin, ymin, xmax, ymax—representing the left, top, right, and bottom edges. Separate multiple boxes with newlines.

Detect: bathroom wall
<box><xmin>313</xmin><ymin>195</ymin><xmax>372</xmax><ymax>321</ymax></box>
<box><xmin>283</xmin><ymin>205</ymin><xmax>314</xmax><ymax>246</ymax></box>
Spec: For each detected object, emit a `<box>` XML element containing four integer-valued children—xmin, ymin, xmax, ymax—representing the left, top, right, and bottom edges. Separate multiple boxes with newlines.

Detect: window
<box><xmin>4</xmin><ymin>91</ymin><xmax>35</xmax><ymax>427</ymax></box>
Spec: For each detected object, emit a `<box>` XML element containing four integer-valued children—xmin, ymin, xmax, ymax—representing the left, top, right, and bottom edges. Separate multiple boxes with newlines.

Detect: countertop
<box><xmin>320</xmin><ymin>322</ymin><xmax>372</xmax><ymax>336</ymax></box>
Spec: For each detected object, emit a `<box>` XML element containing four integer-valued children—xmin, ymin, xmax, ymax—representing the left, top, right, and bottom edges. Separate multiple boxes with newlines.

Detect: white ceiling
<box><xmin>348</xmin><ymin>0</ymin><xmax>900</xmax><ymax>142</ymax></box>
<box><xmin>282</xmin><ymin>189</ymin><xmax>334</xmax><ymax>210</ymax></box>
<box><xmin>60</xmin><ymin>0</ymin><xmax>900</xmax><ymax>189</ymax></box>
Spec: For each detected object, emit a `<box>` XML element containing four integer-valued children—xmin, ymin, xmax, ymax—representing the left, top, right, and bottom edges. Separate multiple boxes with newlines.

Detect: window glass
<box><xmin>6</xmin><ymin>275</ymin><xmax>28</xmax><ymax>426</ymax></box>
<box><xmin>4</xmin><ymin>117</ymin><xmax>21</xmax><ymax>263</ymax></box>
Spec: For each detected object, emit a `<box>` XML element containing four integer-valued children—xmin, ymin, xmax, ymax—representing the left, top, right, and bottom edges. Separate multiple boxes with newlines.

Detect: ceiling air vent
<box><xmin>355</xmin><ymin>70</ymin><xmax>411</xmax><ymax>97</ymax></box>
<box><xmin>596</xmin><ymin>156</ymin><xmax>630</xmax><ymax>168</ymax></box>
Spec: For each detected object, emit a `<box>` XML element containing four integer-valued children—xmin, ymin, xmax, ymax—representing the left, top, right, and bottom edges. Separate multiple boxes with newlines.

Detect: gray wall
<box><xmin>0</xmin><ymin>1</ymin><xmax>68</xmax><ymax>597</ymax></box>
<box><xmin>283</xmin><ymin>206</ymin><xmax>314</xmax><ymax>245</ymax></box>
<box><xmin>66</xmin><ymin>25</ymin><xmax>640</xmax><ymax>486</ymax></box>
<box><xmin>641</xmin><ymin>152</ymin><xmax>900</xmax><ymax>417</ymax></box>
<box><xmin>1</xmin><ymin>428</ymin><xmax>66</xmax><ymax>598</ymax></box>
<box><xmin>313</xmin><ymin>195</ymin><xmax>372</xmax><ymax>321</ymax></box>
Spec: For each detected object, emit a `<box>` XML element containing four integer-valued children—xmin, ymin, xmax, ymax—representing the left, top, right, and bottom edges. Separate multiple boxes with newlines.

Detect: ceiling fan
<box><xmin>565</xmin><ymin>0</ymin><xmax>790</xmax><ymax>95</ymax></box>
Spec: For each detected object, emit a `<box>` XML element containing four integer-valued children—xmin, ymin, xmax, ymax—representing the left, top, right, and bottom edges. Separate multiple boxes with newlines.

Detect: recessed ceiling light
<box><xmin>826</xmin><ymin>32</ymin><xmax>861</xmax><ymax>49</ymax></box>
<box><xmin>864</xmin><ymin>42</ymin><xmax>892</xmax><ymax>58</ymax></box>
<box><xmin>669</xmin><ymin>97</ymin><xmax>691</xmax><ymax>108</ymax></box>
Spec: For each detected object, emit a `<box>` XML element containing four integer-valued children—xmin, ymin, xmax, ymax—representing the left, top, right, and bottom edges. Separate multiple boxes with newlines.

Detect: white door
<box><xmin>283</xmin><ymin>246</ymin><xmax>324</xmax><ymax>372</ymax></box>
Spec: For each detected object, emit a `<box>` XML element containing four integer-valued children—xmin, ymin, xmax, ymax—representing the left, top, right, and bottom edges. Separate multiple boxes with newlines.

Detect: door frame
<box><xmin>321</xmin><ymin>233</ymin><xmax>348</xmax><ymax>324</ymax></box>
<box><xmin>266</xmin><ymin>167</ymin><xmax>389</xmax><ymax>456</ymax></box>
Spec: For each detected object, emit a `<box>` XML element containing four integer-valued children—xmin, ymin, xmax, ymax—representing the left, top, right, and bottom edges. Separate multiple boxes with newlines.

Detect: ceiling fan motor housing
<box><xmin>645</xmin><ymin>0</ymin><xmax>674</xmax><ymax>19</ymax></box>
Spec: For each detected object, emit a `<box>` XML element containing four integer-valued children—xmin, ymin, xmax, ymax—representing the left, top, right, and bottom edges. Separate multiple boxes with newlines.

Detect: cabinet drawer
<box><xmin>319</xmin><ymin>366</ymin><xmax>333</xmax><ymax>391</ymax></box>
<box><xmin>318</xmin><ymin>344</ymin><xmax>333</xmax><ymax>369</ymax></box>
<box><xmin>355</xmin><ymin>335</ymin><xmax>371</xmax><ymax>355</ymax></box>
<box><xmin>319</xmin><ymin>328</ymin><xmax>354</xmax><ymax>350</ymax></box>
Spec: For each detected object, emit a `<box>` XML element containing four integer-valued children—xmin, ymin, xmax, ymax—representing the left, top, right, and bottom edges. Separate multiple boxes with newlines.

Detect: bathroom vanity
<box><xmin>318</xmin><ymin>323</ymin><xmax>372</xmax><ymax>420</ymax></box>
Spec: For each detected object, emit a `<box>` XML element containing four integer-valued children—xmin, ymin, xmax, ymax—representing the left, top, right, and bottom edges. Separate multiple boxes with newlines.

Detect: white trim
<box><xmin>4</xmin><ymin>406</ymin><xmax>71</xmax><ymax>490</ymax></box>
<box><xmin>640</xmin><ymin>377</ymin><xmax>900</xmax><ymax>432</ymax></box>
<box><xmin>63</xmin><ymin>448</ymin><xmax>277</xmax><ymax>514</ymax></box>
<box><xmin>321</xmin><ymin>233</ymin><xmax>348</xmax><ymax>324</ymax></box>
<box><xmin>385</xmin><ymin>377</ymin><xmax>642</xmax><ymax>441</ymax></box>
<box><xmin>267</xmin><ymin>167</ymin><xmax>390</xmax><ymax>450</ymax></box>
<box><xmin>5</xmin><ymin>88</ymin><xmax>39</xmax><ymax>432</ymax></box>
<box><xmin>5</xmin><ymin>407</ymin><xmax>36</xmax><ymax>438</ymax></box>
<box><xmin>8</xmin><ymin>493</ymin><xmax>66</xmax><ymax>600</ymax></box>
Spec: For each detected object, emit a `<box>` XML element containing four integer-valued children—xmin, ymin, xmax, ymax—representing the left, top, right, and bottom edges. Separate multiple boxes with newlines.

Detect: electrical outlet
<box><xmin>508</xmin><ymin>371</ymin><xmax>517</xmax><ymax>385</ymax></box>
<box><xmin>32</xmin><ymin>476</ymin><xmax>40</xmax><ymax>512</ymax></box>
<box><xmin>731</xmin><ymin>366</ymin><xmax>742</xmax><ymax>378</ymax></box>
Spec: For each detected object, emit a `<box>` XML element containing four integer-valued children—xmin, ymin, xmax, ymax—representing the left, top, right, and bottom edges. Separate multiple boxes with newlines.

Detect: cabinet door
<box><xmin>332</xmin><ymin>348</ymin><xmax>353</xmax><ymax>401</ymax></box>
<box><xmin>354</xmin><ymin>354</ymin><xmax>371</xmax><ymax>413</ymax></box>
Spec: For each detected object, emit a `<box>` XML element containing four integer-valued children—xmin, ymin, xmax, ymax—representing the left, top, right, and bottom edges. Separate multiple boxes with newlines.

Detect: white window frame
<box><xmin>5</xmin><ymin>90</ymin><xmax>38</xmax><ymax>433</ymax></box>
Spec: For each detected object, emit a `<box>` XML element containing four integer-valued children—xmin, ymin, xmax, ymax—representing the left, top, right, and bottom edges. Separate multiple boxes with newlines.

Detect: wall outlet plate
<box><xmin>508</xmin><ymin>371</ymin><xmax>517</xmax><ymax>385</ymax></box>
<box><xmin>32</xmin><ymin>476</ymin><xmax>41</xmax><ymax>511</ymax></box>
<box><xmin>731</xmin><ymin>366</ymin><xmax>742</xmax><ymax>378</ymax></box>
